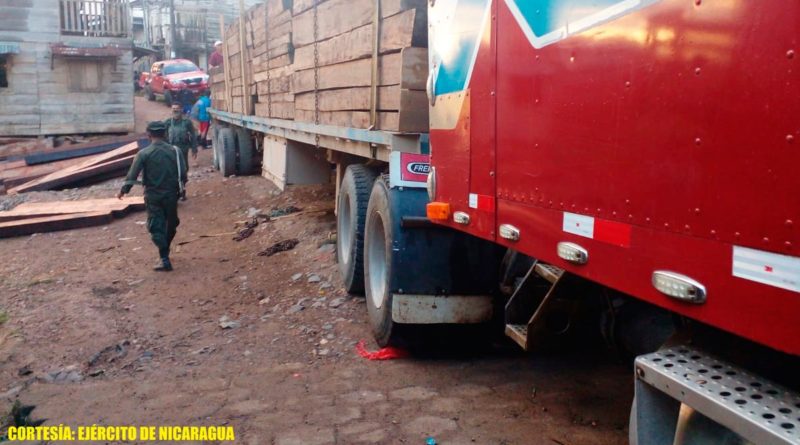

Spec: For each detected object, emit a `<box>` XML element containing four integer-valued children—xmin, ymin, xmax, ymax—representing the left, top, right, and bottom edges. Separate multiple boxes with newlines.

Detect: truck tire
<box><xmin>145</xmin><ymin>86</ymin><xmax>155</xmax><ymax>101</ymax></box>
<box><xmin>164</xmin><ymin>90</ymin><xmax>173</xmax><ymax>106</ymax></box>
<box><xmin>337</xmin><ymin>165</ymin><xmax>377</xmax><ymax>295</ymax></box>
<box><xmin>218</xmin><ymin>128</ymin><xmax>236</xmax><ymax>177</ymax></box>
<box><xmin>235</xmin><ymin>128</ymin><xmax>254</xmax><ymax>175</ymax></box>
<box><xmin>364</xmin><ymin>176</ymin><xmax>406</xmax><ymax>347</ymax></box>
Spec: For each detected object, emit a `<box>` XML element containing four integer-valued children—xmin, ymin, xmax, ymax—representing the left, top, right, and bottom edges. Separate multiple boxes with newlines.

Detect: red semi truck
<box><xmin>211</xmin><ymin>0</ymin><xmax>800</xmax><ymax>443</ymax></box>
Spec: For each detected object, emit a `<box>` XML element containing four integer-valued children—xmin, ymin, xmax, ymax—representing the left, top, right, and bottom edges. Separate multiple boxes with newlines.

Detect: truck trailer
<box><xmin>209</xmin><ymin>0</ymin><xmax>800</xmax><ymax>443</ymax></box>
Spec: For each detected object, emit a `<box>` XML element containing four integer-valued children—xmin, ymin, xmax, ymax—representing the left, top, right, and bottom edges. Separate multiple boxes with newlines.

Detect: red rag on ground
<box><xmin>355</xmin><ymin>340</ymin><xmax>409</xmax><ymax>360</ymax></box>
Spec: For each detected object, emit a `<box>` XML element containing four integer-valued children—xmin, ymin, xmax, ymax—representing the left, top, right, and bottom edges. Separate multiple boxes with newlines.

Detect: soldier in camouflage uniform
<box><xmin>164</xmin><ymin>103</ymin><xmax>197</xmax><ymax>200</ymax></box>
<box><xmin>117</xmin><ymin>121</ymin><xmax>187</xmax><ymax>271</ymax></box>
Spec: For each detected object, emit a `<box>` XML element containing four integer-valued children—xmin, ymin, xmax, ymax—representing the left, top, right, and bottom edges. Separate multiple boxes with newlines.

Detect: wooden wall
<box><xmin>0</xmin><ymin>0</ymin><xmax>134</xmax><ymax>136</ymax></box>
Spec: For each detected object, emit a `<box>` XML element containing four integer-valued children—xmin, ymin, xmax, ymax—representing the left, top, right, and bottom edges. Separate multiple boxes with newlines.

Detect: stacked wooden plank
<box><xmin>0</xmin><ymin>197</ymin><xmax>145</xmax><ymax>238</ymax></box>
<box><xmin>209</xmin><ymin>0</ymin><xmax>429</xmax><ymax>133</ymax></box>
<box><xmin>251</xmin><ymin>0</ymin><xmax>296</xmax><ymax>120</ymax></box>
<box><xmin>224</xmin><ymin>20</ymin><xmax>248</xmax><ymax>115</ymax></box>
<box><xmin>7</xmin><ymin>141</ymin><xmax>141</xmax><ymax>194</ymax></box>
<box><xmin>291</xmin><ymin>0</ymin><xmax>428</xmax><ymax>132</ymax></box>
<box><xmin>209</xmin><ymin>66</ymin><xmax>228</xmax><ymax>113</ymax></box>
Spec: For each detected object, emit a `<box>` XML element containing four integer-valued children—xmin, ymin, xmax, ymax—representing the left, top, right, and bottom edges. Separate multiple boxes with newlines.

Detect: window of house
<box><xmin>68</xmin><ymin>59</ymin><xmax>105</xmax><ymax>92</ymax></box>
<box><xmin>0</xmin><ymin>55</ymin><xmax>8</xmax><ymax>88</ymax></box>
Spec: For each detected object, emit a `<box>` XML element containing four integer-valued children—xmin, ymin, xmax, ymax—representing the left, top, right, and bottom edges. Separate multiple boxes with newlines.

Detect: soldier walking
<box><xmin>165</xmin><ymin>103</ymin><xmax>198</xmax><ymax>201</ymax></box>
<box><xmin>117</xmin><ymin>121</ymin><xmax>187</xmax><ymax>272</ymax></box>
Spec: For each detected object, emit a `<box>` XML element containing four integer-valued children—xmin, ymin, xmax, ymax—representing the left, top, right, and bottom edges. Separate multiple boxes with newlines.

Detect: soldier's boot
<box><xmin>154</xmin><ymin>257</ymin><xmax>173</xmax><ymax>272</ymax></box>
<box><xmin>180</xmin><ymin>190</ymin><xmax>187</xmax><ymax>201</ymax></box>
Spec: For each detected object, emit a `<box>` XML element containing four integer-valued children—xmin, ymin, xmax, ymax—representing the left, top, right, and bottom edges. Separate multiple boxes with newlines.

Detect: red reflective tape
<box><xmin>593</xmin><ymin>219</ymin><xmax>632</xmax><ymax>248</ymax></box>
<box><xmin>477</xmin><ymin>195</ymin><xmax>495</xmax><ymax>212</ymax></box>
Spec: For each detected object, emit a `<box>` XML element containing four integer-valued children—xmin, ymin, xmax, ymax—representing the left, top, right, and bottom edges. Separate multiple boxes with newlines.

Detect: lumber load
<box><xmin>209</xmin><ymin>0</ymin><xmax>429</xmax><ymax>131</ymax></box>
<box><xmin>0</xmin><ymin>196</ymin><xmax>144</xmax><ymax>237</ymax></box>
<box><xmin>250</xmin><ymin>0</ymin><xmax>295</xmax><ymax>120</ymax></box>
<box><xmin>9</xmin><ymin>142</ymin><xmax>140</xmax><ymax>194</ymax></box>
<box><xmin>289</xmin><ymin>0</ymin><xmax>428</xmax><ymax>132</ymax></box>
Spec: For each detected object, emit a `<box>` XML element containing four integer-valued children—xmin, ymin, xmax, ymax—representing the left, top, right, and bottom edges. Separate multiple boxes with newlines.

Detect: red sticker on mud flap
<box><xmin>400</xmin><ymin>153</ymin><xmax>431</xmax><ymax>182</ymax></box>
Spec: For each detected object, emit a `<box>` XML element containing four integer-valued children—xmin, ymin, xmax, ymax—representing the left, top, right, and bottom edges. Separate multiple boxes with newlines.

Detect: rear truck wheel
<box><xmin>364</xmin><ymin>176</ymin><xmax>405</xmax><ymax>346</ymax></box>
<box><xmin>337</xmin><ymin>164</ymin><xmax>378</xmax><ymax>295</ymax></box>
<box><xmin>361</xmin><ymin>173</ymin><xmax>505</xmax><ymax>348</ymax></box>
<box><xmin>234</xmin><ymin>128</ymin><xmax>254</xmax><ymax>175</ymax></box>
<box><xmin>145</xmin><ymin>86</ymin><xmax>155</xmax><ymax>101</ymax></box>
<box><xmin>164</xmin><ymin>90</ymin><xmax>173</xmax><ymax>106</ymax></box>
<box><xmin>218</xmin><ymin>128</ymin><xmax>236</xmax><ymax>177</ymax></box>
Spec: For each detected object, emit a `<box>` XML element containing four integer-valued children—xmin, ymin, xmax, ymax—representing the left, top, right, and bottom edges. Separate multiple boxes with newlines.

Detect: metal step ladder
<box><xmin>504</xmin><ymin>261</ymin><xmax>566</xmax><ymax>351</ymax></box>
<box><xmin>633</xmin><ymin>346</ymin><xmax>800</xmax><ymax>445</ymax></box>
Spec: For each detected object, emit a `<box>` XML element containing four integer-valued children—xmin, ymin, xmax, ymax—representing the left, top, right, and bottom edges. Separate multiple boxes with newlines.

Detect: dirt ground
<box><xmin>0</xmin><ymin>97</ymin><xmax>632</xmax><ymax>444</ymax></box>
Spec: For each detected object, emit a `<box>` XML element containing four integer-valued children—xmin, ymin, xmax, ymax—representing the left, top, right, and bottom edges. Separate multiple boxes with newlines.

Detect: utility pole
<box><xmin>169</xmin><ymin>0</ymin><xmax>177</xmax><ymax>58</ymax></box>
<box><xmin>142</xmin><ymin>0</ymin><xmax>151</xmax><ymax>47</ymax></box>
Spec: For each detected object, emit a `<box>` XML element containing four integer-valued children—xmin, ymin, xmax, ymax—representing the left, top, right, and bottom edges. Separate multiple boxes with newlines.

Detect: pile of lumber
<box><xmin>292</xmin><ymin>0</ymin><xmax>428</xmax><ymax>131</ymax></box>
<box><xmin>210</xmin><ymin>0</ymin><xmax>429</xmax><ymax>132</ymax></box>
<box><xmin>0</xmin><ymin>135</ymin><xmax>146</xmax><ymax>195</ymax></box>
<box><xmin>0</xmin><ymin>197</ymin><xmax>145</xmax><ymax>238</ymax></box>
<box><xmin>5</xmin><ymin>141</ymin><xmax>143</xmax><ymax>195</ymax></box>
<box><xmin>252</xmin><ymin>0</ymin><xmax>295</xmax><ymax>120</ymax></box>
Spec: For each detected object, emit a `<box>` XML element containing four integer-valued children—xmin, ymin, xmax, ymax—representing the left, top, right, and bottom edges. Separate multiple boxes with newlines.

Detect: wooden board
<box><xmin>295</xmin><ymin>109</ymin><xmax>427</xmax><ymax>132</ymax></box>
<box><xmin>254</xmin><ymin>103</ymin><xmax>296</xmax><ymax>120</ymax></box>
<box><xmin>0</xmin><ymin>211</ymin><xmax>115</xmax><ymax>238</ymax></box>
<box><xmin>0</xmin><ymin>197</ymin><xmax>145</xmax><ymax>223</ymax></box>
<box><xmin>292</xmin><ymin>9</ymin><xmax>425</xmax><ymax>71</ymax></box>
<box><xmin>25</xmin><ymin>137</ymin><xmax>147</xmax><ymax>165</ymax></box>
<box><xmin>295</xmin><ymin>86</ymin><xmax>427</xmax><ymax>112</ymax></box>
<box><xmin>293</xmin><ymin>0</ymin><xmax>425</xmax><ymax>47</ymax></box>
<box><xmin>292</xmin><ymin>47</ymin><xmax>427</xmax><ymax>93</ymax></box>
<box><xmin>257</xmin><ymin>92</ymin><xmax>295</xmax><ymax>103</ymax></box>
<box><xmin>23</xmin><ymin>134</ymin><xmax>145</xmax><ymax>165</ymax></box>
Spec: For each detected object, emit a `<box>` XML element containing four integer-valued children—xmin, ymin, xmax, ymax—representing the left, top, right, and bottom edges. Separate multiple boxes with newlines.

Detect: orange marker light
<box><xmin>426</xmin><ymin>202</ymin><xmax>451</xmax><ymax>221</ymax></box>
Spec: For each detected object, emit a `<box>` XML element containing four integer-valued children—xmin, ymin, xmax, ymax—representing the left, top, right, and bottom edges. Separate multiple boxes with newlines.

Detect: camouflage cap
<box><xmin>146</xmin><ymin>121</ymin><xmax>167</xmax><ymax>132</ymax></box>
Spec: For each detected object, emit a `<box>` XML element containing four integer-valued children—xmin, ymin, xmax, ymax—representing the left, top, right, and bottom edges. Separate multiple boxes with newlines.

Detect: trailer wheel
<box><xmin>364</xmin><ymin>176</ymin><xmax>406</xmax><ymax>347</ymax></box>
<box><xmin>164</xmin><ymin>90</ymin><xmax>173</xmax><ymax>106</ymax></box>
<box><xmin>235</xmin><ymin>128</ymin><xmax>254</xmax><ymax>175</ymax></box>
<box><xmin>218</xmin><ymin>128</ymin><xmax>236</xmax><ymax>177</ymax></box>
<box><xmin>337</xmin><ymin>165</ymin><xmax>377</xmax><ymax>294</ymax></box>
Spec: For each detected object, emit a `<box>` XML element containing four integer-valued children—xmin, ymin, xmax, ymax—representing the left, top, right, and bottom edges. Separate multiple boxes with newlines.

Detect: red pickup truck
<box><xmin>140</xmin><ymin>59</ymin><xmax>209</xmax><ymax>106</ymax></box>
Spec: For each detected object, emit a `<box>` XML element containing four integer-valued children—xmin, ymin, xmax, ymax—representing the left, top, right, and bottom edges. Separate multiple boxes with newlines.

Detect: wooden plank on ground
<box><xmin>9</xmin><ymin>142</ymin><xmax>139</xmax><ymax>194</ymax></box>
<box><xmin>0</xmin><ymin>197</ymin><xmax>145</xmax><ymax>222</ymax></box>
<box><xmin>0</xmin><ymin>212</ymin><xmax>115</xmax><ymax>238</ymax></box>
<box><xmin>25</xmin><ymin>136</ymin><xmax>146</xmax><ymax>165</ymax></box>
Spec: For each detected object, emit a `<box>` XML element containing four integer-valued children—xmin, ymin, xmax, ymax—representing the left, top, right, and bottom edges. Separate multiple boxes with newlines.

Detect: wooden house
<box><xmin>0</xmin><ymin>0</ymin><xmax>134</xmax><ymax>136</ymax></box>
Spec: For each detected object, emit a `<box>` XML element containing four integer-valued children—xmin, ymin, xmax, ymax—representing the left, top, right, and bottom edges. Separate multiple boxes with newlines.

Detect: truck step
<box><xmin>534</xmin><ymin>263</ymin><xmax>564</xmax><ymax>284</ymax></box>
<box><xmin>504</xmin><ymin>324</ymin><xmax>529</xmax><ymax>349</ymax></box>
<box><xmin>635</xmin><ymin>346</ymin><xmax>800</xmax><ymax>445</ymax></box>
